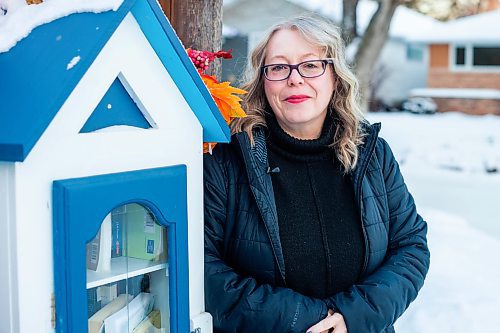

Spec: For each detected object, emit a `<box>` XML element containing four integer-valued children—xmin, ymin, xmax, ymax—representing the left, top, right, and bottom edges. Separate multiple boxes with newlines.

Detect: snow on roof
<box><xmin>288</xmin><ymin>0</ymin><xmax>441</xmax><ymax>41</ymax></box>
<box><xmin>411</xmin><ymin>88</ymin><xmax>500</xmax><ymax>100</ymax></box>
<box><xmin>0</xmin><ymin>0</ymin><xmax>123</xmax><ymax>53</ymax></box>
<box><xmin>384</xmin><ymin>5</ymin><xmax>443</xmax><ymax>41</ymax></box>
<box><xmin>409</xmin><ymin>9</ymin><xmax>500</xmax><ymax>44</ymax></box>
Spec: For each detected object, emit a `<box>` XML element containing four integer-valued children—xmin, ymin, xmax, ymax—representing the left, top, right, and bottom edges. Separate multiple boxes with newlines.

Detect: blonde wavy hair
<box><xmin>231</xmin><ymin>14</ymin><xmax>367</xmax><ymax>172</ymax></box>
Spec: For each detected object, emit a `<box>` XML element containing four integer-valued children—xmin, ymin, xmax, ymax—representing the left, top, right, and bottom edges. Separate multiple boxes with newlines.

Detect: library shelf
<box><xmin>87</xmin><ymin>257</ymin><xmax>168</xmax><ymax>289</ymax></box>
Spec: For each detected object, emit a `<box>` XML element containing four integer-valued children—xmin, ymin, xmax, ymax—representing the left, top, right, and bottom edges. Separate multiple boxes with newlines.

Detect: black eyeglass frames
<box><xmin>261</xmin><ymin>59</ymin><xmax>334</xmax><ymax>81</ymax></box>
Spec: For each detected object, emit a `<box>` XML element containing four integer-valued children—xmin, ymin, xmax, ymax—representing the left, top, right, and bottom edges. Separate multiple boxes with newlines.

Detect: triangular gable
<box><xmin>80</xmin><ymin>76</ymin><xmax>152</xmax><ymax>133</ymax></box>
<box><xmin>0</xmin><ymin>0</ymin><xmax>229</xmax><ymax>162</ymax></box>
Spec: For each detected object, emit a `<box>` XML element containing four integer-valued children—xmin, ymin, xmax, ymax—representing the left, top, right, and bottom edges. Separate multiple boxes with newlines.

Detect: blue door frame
<box><xmin>53</xmin><ymin>165</ymin><xmax>189</xmax><ymax>333</ymax></box>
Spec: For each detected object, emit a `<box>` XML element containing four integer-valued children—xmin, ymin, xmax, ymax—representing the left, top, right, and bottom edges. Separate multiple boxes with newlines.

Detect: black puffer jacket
<box><xmin>204</xmin><ymin>123</ymin><xmax>430</xmax><ymax>333</ymax></box>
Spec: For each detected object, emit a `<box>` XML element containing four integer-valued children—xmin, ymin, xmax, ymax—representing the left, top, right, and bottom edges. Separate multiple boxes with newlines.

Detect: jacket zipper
<box><xmin>356</xmin><ymin>132</ymin><xmax>379</xmax><ymax>276</ymax></box>
<box><xmin>250</xmin><ymin>180</ymin><xmax>287</xmax><ymax>285</ymax></box>
<box><xmin>237</xmin><ymin>134</ymin><xmax>287</xmax><ymax>285</ymax></box>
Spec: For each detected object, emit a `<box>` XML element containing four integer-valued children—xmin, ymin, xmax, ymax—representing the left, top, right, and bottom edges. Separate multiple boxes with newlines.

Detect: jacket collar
<box><xmin>350</xmin><ymin>122</ymin><xmax>381</xmax><ymax>196</ymax></box>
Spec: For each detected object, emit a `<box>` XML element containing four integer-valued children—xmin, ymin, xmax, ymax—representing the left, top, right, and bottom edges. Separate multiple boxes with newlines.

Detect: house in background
<box><xmin>410</xmin><ymin>9</ymin><xmax>500</xmax><ymax>115</ymax></box>
<box><xmin>342</xmin><ymin>0</ymin><xmax>440</xmax><ymax>107</ymax></box>
<box><xmin>222</xmin><ymin>0</ymin><xmax>441</xmax><ymax>107</ymax></box>
<box><xmin>221</xmin><ymin>0</ymin><xmax>314</xmax><ymax>84</ymax></box>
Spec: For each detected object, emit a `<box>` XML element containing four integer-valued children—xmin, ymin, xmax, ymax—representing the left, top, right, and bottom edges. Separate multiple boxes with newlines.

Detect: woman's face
<box><xmin>264</xmin><ymin>29</ymin><xmax>335</xmax><ymax>139</ymax></box>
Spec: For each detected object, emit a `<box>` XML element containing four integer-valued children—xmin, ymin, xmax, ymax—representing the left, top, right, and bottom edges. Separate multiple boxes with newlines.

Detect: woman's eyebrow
<box><xmin>267</xmin><ymin>53</ymin><xmax>319</xmax><ymax>62</ymax></box>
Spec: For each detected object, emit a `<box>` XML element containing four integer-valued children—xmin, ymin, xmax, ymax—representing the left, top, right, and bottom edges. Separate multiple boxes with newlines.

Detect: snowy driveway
<box><xmin>367</xmin><ymin>112</ymin><xmax>500</xmax><ymax>333</ymax></box>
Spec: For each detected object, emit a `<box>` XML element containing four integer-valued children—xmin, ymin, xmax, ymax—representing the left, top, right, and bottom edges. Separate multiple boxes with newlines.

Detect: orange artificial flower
<box><xmin>201</xmin><ymin>74</ymin><xmax>247</xmax><ymax>153</ymax></box>
<box><xmin>186</xmin><ymin>48</ymin><xmax>247</xmax><ymax>153</ymax></box>
<box><xmin>201</xmin><ymin>74</ymin><xmax>247</xmax><ymax>122</ymax></box>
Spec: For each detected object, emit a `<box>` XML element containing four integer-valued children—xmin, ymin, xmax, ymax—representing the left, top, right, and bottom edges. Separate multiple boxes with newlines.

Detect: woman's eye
<box><xmin>304</xmin><ymin>63</ymin><xmax>319</xmax><ymax>69</ymax></box>
<box><xmin>270</xmin><ymin>65</ymin><xmax>287</xmax><ymax>72</ymax></box>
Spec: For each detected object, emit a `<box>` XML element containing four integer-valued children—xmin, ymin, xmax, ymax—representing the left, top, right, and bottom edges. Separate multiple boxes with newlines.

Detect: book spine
<box><xmin>111</xmin><ymin>209</ymin><xmax>124</xmax><ymax>258</ymax></box>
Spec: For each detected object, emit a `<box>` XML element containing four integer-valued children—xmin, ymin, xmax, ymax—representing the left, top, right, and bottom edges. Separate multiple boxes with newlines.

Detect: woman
<box><xmin>204</xmin><ymin>14</ymin><xmax>429</xmax><ymax>333</ymax></box>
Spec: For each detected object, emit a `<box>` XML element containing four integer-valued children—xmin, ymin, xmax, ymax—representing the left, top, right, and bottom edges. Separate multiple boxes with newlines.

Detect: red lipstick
<box><xmin>285</xmin><ymin>95</ymin><xmax>310</xmax><ymax>104</ymax></box>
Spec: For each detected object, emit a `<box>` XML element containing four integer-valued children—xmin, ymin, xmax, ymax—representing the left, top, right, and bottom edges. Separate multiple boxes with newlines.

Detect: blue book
<box><xmin>111</xmin><ymin>208</ymin><xmax>125</xmax><ymax>258</ymax></box>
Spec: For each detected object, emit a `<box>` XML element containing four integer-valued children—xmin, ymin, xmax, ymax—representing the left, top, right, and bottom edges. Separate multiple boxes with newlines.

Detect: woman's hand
<box><xmin>306</xmin><ymin>310</ymin><xmax>347</xmax><ymax>333</ymax></box>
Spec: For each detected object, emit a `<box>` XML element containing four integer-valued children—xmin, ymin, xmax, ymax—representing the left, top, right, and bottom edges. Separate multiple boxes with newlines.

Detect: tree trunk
<box><xmin>170</xmin><ymin>0</ymin><xmax>224</xmax><ymax>77</ymax></box>
<box><xmin>354</xmin><ymin>0</ymin><xmax>399</xmax><ymax>112</ymax></box>
<box><xmin>342</xmin><ymin>0</ymin><xmax>359</xmax><ymax>44</ymax></box>
<box><xmin>157</xmin><ymin>0</ymin><xmax>173</xmax><ymax>19</ymax></box>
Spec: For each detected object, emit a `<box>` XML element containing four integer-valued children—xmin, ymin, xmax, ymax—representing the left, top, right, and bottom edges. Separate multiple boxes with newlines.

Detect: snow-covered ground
<box><xmin>366</xmin><ymin>112</ymin><xmax>500</xmax><ymax>333</ymax></box>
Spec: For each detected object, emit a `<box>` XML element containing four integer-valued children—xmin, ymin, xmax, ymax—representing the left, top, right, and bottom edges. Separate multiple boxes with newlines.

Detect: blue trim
<box><xmin>0</xmin><ymin>2</ymin><xmax>134</xmax><ymax>161</ymax></box>
<box><xmin>53</xmin><ymin>166</ymin><xmax>189</xmax><ymax>333</ymax></box>
<box><xmin>132</xmin><ymin>0</ymin><xmax>230</xmax><ymax>143</ymax></box>
<box><xmin>80</xmin><ymin>77</ymin><xmax>151</xmax><ymax>133</ymax></box>
<box><xmin>0</xmin><ymin>0</ymin><xmax>229</xmax><ymax>162</ymax></box>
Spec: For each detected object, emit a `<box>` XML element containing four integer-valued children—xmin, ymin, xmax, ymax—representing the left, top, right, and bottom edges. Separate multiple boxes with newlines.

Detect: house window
<box><xmin>453</xmin><ymin>45</ymin><xmax>500</xmax><ymax>70</ymax></box>
<box><xmin>455</xmin><ymin>47</ymin><xmax>466</xmax><ymax>65</ymax></box>
<box><xmin>473</xmin><ymin>47</ymin><xmax>500</xmax><ymax>66</ymax></box>
<box><xmin>406</xmin><ymin>44</ymin><xmax>423</xmax><ymax>61</ymax></box>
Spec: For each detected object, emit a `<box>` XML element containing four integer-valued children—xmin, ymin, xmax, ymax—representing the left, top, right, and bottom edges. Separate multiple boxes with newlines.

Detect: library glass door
<box><xmin>86</xmin><ymin>204</ymin><xmax>169</xmax><ymax>333</ymax></box>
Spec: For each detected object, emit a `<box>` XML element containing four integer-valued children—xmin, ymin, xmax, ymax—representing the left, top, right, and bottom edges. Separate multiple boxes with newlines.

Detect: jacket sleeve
<box><xmin>325</xmin><ymin>138</ymin><xmax>430</xmax><ymax>333</ymax></box>
<box><xmin>204</xmin><ymin>149</ymin><xmax>329</xmax><ymax>333</ymax></box>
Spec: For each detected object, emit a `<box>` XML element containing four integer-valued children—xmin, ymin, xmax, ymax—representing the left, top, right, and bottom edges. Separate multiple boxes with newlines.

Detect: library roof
<box><xmin>0</xmin><ymin>0</ymin><xmax>230</xmax><ymax>162</ymax></box>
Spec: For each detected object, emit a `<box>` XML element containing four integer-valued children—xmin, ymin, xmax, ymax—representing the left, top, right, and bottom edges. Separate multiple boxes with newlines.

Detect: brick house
<box><xmin>410</xmin><ymin>8</ymin><xmax>500</xmax><ymax>115</ymax></box>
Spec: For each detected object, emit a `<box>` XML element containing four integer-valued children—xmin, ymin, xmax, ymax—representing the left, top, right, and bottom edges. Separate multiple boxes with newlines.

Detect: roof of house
<box><xmin>223</xmin><ymin>0</ymin><xmax>314</xmax><ymax>35</ymax></box>
<box><xmin>291</xmin><ymin>0</ymin><xmax>441</xmax><ymax>41</ymax></box>
<box><xmin>223</xmin><ymin>0</ymin><xmax>440</xmax><ymax>41</ymax></box>
<box><xmin>409</xmin><ymin>9</ymin><xmax>500</xmax><ymax>43</ymax></box>
<box><xmin>0</xmin><ymin>0</ymin><xmax>230</xmax><ymax>162</ymax></box>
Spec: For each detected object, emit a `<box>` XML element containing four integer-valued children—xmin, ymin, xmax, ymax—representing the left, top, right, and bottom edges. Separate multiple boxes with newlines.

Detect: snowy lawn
<box><xmin>366</xmin><ymin>112</ymin><xmax>500</xmax><ymax>333</ymax></box>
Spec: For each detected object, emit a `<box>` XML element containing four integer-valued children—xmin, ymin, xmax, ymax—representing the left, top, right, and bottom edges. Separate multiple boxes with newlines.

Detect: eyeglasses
<box><xmin>261</xmin><ymin>59</ymin><xmax>334</xmax><ymax>81</ymax></box>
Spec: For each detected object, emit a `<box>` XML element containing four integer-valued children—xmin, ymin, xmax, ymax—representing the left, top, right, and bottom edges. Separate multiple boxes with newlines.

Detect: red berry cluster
<box><xmin>187</xmin><ymin>49</ymin><xmax>233</xmax><ymax>73</ymax></box>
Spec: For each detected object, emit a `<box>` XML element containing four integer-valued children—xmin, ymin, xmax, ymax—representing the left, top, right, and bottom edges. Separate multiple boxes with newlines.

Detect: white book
<box><xmin>132</xmin><ymin>310</ymin><xmax>161</xmax><ymax>333</ymax></box>
<box><xmin>86</xmin><ymin>213</ymin><xmax>112</xmax><ymax>272</ymax></box>
<box><xmin>96</xmin><ymin>284</ymin><xmax>118</xmax><ymax>307</ymax></box>
<box><xmin>88</xmin><ymin>293</ymin><xmax>131</xmax><ymax>333</ymax></box>
<box><xmin>104</xmin><ymin>292</ymin><xmax>155</xmax><ymax>333</ymax></box>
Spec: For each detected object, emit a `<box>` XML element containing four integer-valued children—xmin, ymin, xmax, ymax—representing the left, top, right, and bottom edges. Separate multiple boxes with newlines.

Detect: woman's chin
<box><xmin>284</xmin><ymin>113</ymin><xmax>322</xmax><ymax>127</ymax></box>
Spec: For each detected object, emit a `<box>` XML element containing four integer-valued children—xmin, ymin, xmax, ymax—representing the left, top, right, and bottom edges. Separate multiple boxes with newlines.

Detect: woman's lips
<box><xmin>284</xmin><ymin>95</ymin><xmax>310</xmax><ymax>104</ymax></box>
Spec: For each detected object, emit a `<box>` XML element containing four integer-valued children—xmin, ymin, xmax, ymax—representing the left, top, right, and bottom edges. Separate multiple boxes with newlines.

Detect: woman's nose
<box><xmin>287</xmin><ymin>68</ymin><xmax>304</xmax><ymax>86</ymax></box>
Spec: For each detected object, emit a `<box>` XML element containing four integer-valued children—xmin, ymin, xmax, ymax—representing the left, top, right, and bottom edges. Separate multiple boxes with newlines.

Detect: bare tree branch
<box><xmin>353</xmin><ymin>0</ymin><xmax>399</xmax><ymax>112</ymax></box>
<box><xmin>342</xmin><ymin>0</ymin><xmax>359</xmax><ymax>44</ymax></box>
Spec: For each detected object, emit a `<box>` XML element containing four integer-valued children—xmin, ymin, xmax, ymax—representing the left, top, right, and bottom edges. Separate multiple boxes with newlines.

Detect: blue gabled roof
<box><xmin>0</xmin><ymin>0</ymin><xmax>230</xmax><ymax>162</ymax></box>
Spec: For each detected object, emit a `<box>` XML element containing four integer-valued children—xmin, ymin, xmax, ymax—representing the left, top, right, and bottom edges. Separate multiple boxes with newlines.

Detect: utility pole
<box><xmin>159</xmin><ymin>0</ymin><xmax>224</xmax><ymax>77</ymax></box>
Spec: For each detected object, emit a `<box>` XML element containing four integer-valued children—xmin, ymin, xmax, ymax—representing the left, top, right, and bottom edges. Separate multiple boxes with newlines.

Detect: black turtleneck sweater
<box><xmin>266</xmin><ymin>114</ymin><xmax>365</xmax><ymax>299</ymax></box>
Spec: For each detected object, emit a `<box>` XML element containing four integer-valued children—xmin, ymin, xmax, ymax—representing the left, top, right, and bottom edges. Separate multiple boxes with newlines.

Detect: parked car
<box><xmin>370</xmin><ymin>100</ymin><xmax>404</xmax><ymax>113</ymax></box>
<box><xmin>401</xmin><ymin>97</ymin><xmax>437</xmax><ymax>114</ymax></box>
